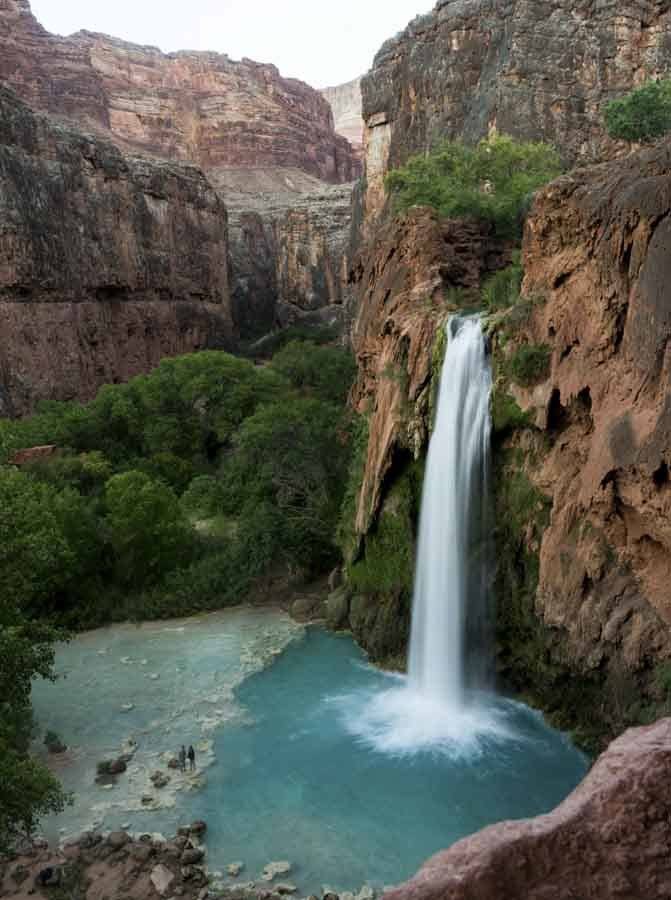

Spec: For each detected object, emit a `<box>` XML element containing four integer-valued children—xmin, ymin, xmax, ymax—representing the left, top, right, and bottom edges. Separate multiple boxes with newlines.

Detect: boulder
<box><xmin>227</xmin><ymin>861</ymin><xmax>244</xmax><ymax>877</ymax></box>
<box><xmin>290</xmin><ymin>595</ymin><xmax>326</xmax><ymax>623</ymax></box>
<box><xmin>261</xmin><ymin>861</ymin><xmax>292</xmax><ymax>882</ymax></box>
<box><xmin>325</xmin><ymin>587</ymin><xmax>350</xmax><ymax>630</ymax></box>
<box><xmin>189</xmin><ymin>820</ymin><xmax>208</xmax><ymax>837</ymax></box>
<box><xmin>150</xmin><ymin>863</ymin><xmax>176</xmax><ymax>897</ymax></box>
<box><xmin>385</xmin><ymin>720</ymin><xmax>671</xmax><ymax>900</ymax></box>
<box><xmin>181</xmin><ymin>847</ymin><xmax>205</xmax><ymax>865</ymax></box>
<box><xmin>151</xmin><ymin>771</ymin><xmax>171</xmax><ymax>789</ymax></box>
<box><xmin>106</xmin><ymin>831</ymin><xmax>130</xmax><ymax>850</ymax></box>
<box><xmin>275</xmin><ymin>884</ymin><xmax>297</xmax><ymax>894</ymax></box>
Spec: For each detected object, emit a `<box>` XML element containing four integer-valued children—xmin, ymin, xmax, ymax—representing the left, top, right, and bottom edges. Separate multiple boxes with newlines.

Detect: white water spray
<box><xmin>408</xmin><ymin>315</ymin><xmax>493</xmax><ymax>711</ymax></box>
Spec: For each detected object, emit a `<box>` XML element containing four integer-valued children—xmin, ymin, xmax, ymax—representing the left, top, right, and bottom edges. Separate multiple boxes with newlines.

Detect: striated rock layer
<box><xmin>215</xmin><ymin>168</ymin><xmax>354</xmax><ymax>339</ymax></box>
<box><xmin>360</xmin><ymin>0</ymin><xmax>671</xmax><ymax>224</ymax></box>
<box><xmin>492</xmin><ymin>136</ymin><xmax>671</xmax><ymax>725</ymax></box>
<box><xmin>0</xmin><ymin>85</ymin><xmax>233</xmax><ymax>416</ymax></box>
<box><xmin>0</xmin><ymin>0</ymin><xmax>359</xmax><ymax>183</ymax></box>
<box><xmin>385</xmin><ymin>718</ymin><xmax>671</xmax><ymax>900</ymax></box>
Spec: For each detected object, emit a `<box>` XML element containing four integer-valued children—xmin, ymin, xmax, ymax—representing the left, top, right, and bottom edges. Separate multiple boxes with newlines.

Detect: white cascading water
<box><xmin>342</xmin><ymin>315</ymin><xmax>504</xmax><ymax>755</ymax></box>
<box><xmin>408</xmin><ymin>314</ymin><xmax>493</xmax><ymax>711</ymax></box>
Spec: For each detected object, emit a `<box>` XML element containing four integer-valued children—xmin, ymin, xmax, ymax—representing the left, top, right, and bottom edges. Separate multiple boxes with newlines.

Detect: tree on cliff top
<box><xmin>385</xmin><ymin>134</ymin><xmax>562</xmax><ymax>237</ymax></box>
<box><xmin>604</xmin><ymin>78</ymin><xmax>671</xmax><ymax>143</ymax></box>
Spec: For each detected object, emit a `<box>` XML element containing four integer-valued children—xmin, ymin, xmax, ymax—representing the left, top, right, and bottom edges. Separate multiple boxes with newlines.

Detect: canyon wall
<box><xmin>360</xmin><ymin>0</ymin><xmax>671</xmax><ymax>224</ymax></box>
<box><xmin>321</xmin><ymin>78</ymin><xmax>364</xmax><ymax>155</ymax></box>
<box><xmin>0</xmin><ymin>0</ymin><xmax>361</xmax><ymax>354</ymax></box>
<box><xmin>215</xmin><ymin>168</ymin><xmax>354</xmax><ymax>339</ymax></box>
<box><xmin>490</xmin><ymin>136</ymin><xmax>671</xmax><ymax>745</ymax></box>
<box><xmin>0</xmin><ymin>85</ymin><xmax>233</xmax><ymax>416</ymax></box>
<box><xmin>0</xmin><ymin>0</ymin><xmax>359</xmax><ymax>184</ymax></box>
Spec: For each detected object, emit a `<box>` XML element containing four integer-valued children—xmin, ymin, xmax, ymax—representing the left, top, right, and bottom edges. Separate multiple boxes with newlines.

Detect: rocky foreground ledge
<box><xmin>3</xmin><ymin>720</ymin><xmax>671</xmax><ymax>899</ymax></box>
<box><xmin>386</xmin><ymin>719</ymin><xmax>671</xmax><ymax>900</ymax></box>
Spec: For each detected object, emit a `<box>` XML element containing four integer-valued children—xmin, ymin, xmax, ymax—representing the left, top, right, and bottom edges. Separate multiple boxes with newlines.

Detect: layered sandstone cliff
<box><xmin>0</xmin><ymin>0</ymin><xmax>362</xmax><ymax>364</ymax></box>
<box><xmin>386</xmin><ymin>719</ymin><xmax>671</xmax><ymax>900</ymax></box>
<box><xmin>0</xmin><ymin>86</ymin><xmax>233</xmax><ymax>415</ymax></box>
<box><xmin>360</xmin><ymin>0</ymin><xmax>671</xmax><ymax>224</ymax></box>
<box><xmin>0</xmin><ymin>0</ymin><xmax>359</xmax><ymax>183</ymax></box>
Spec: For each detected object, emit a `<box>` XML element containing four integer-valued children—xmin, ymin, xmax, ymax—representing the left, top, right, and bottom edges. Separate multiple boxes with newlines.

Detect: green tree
<box><xmin>270</xmin><ymin>340</ymin><xmax>356</xmax><ymax>405</ymax></box>
<box><xmin>0</xmin><ymin>468</ymin><xmax>74</xmax><ymax>608</ymax></box>
<box><xmin>604</xmin><ymin>78</ymin><xmax>671</xmax><ymax>143</ymax></box>
<box><xmin>104</xmin><ymin>471</ymin><xmax>192</xmax><ymax>588</ymax></box>
<box><xmin>385</xmin><ymin>134</ymin><xmax>562</xmax><ymax>237</ymax></box>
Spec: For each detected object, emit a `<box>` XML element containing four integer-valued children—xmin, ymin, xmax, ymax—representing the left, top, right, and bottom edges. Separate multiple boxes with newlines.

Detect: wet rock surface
<box><xmin>384</xmin><ymin>719</ymin><xmax>671</xmax><ymax>900</ymax></box>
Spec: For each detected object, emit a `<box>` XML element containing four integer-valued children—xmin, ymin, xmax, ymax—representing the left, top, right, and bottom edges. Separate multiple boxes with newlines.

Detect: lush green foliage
<box><xmin>0</xmin><ymin>340</ymin><xmax>357</xmax><ymax>847</ymax></box>
<box><xmin>482</xmin><ymin>254</ymin><xmax>523</xmax><ymax>310</ymax></box>
<box><xmin>604</xmin><ymin>78</ymin><xmax>671</xmax><ymax>143</ymax></box>
<box><xmin>509</xmin><ymin>343</ymin><xmax>552</xmax><ymax>386</ymax></box>
<box><xmin>0</xmin><ymin>342</ymin><xmax>357</xmax><ymax>629</ymax></box>
<box><xmin>348</xmin><ymin>461</ymin><xmax>423</xmax><ymax>596</ymax></box>
<box><xmin>385</xmin><ymin>134</ymin><xmax>562</xmax><ymax>237</ymax></box>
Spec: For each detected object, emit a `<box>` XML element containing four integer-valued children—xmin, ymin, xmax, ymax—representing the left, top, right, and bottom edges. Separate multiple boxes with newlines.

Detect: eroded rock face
<box><xmin>344</xmin><ymin>209</ymin><xmax>509</xmax><ymax>660</ymax></box>
<box><xmin>501</xmin><ymin>138</ymin><xmax>671</xmax><ymax>696</ymax></box>
<box><xmin>361</xmin><ymin>0</ymin><xmax>671</xmax><ymax>223</ymax></box>
<box><xmin>0</xmin><ymin>0</ymin><xmax>359</xmax><ymax>183</ymax></box>
<box><xmin>321</xmin><ymin>78</ymin><xmax>364</xmax><ymax>156</ymax></box>
<box><xmin>385</xmin><ymin>718</ymin><xmax>671</xmax><ymax>900</ymax></box>
<box><xmin>0</xmin><ymin>85</ymin><xmax>233</xmax><ymax>415</ymax></box>
<box><xmin>351</xmin><ymin>208</ymin><xmax>508</xmax><ymax>536</ymax></box>
<box><xmin>218</xmin><ymin>168</ymin><xmax>355</xmax><ymax>339</ymax></box>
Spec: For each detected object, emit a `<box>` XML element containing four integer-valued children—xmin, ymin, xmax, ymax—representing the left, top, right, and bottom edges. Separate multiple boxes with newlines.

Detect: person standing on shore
<box><xmin>188</xmin><ymin>745</ymin><xmax>196</xmax><ymax>772</ymax></box>
<box><xmin>179</xmin><ymin>745</ymin><xmax>187</xmax><ymax>772</ymax></box>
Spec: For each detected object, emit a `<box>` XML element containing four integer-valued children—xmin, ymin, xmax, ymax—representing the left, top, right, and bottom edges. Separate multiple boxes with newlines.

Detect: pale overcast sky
<box><xmin>30</xmin><ymin>0</ymin><xmax>434</xmax><ymax>88</ymax></box>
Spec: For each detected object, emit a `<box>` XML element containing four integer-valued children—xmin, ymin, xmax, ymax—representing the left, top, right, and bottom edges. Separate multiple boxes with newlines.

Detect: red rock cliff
<box><xmin>0</xmin><ymin>86</ymin><xmax>233</xmax><ymax>416</ymax></box>
<box><xmin>385</xmin><ymin>719</ymin><xmax>671</xmax><ymax>900</ymax></box>
<box><xmin>360</xmin><ymin>0</ymin><xmax>671</xmax><ymax>223</ymax></box>
<box><xmin>491</xmin><ymin>137</ymin><xmax>671</xmax><ymax>721</ymax></box>
<box><xmin>0</xmin><ymin>0</ymin><xmax>359</xmax><ymax>183</ymax></box>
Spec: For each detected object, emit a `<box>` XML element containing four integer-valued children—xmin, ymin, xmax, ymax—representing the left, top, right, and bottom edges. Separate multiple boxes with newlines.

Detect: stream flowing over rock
<box><xmin>384</xmin><ymin>719</ymin><xmax>671</xmax><ymax>900</ymax></box>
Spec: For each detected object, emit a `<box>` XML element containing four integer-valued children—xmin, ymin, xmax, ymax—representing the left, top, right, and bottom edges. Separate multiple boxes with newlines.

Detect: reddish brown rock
<box><xmin>494</xmin><ymin>137</ymin><xmax>671</xmax><ymax>698</ymax></box>
<box><xmin>350</xmin><ymin>208</ymin><xmax>509</xmax><ymax>536</ymax></box>
<box><xmin>0</xmin><ymin>0</ymin><xmax>359</xmax><ymax>184</ymax></box>
<box><xmin>385</xmin><ymin>718</ymin><xmax>671</xmax><ymax>900</ymax></box>
<box><xmin>8</xmin><ymin>444</ymin><xmax>58</xmax><ymax>466</ymax></box>
<box><xmin>0</xmin><ymin>85</ymin><xmax>233</xmax><ymax>415</ymax></box>
<box><xmin>360</xmin><ymin>0</ymin><xmax>671</xmax><ymax>225</ymax></box>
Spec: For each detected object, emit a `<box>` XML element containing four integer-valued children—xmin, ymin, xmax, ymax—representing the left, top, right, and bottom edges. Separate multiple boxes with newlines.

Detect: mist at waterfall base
<box><xmin>347</xmin><ymin>316</ymin><xmax>522</xmax><ymax>755</ymax></box>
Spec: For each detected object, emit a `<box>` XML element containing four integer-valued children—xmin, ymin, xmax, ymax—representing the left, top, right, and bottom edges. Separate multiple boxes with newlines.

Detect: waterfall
<box><xmin>345</xmin><ymin>314</ymin><xmax>503</xmax><ymax>754</ymax></box>
<box><xmin>408</xmin><ymin>315</ymin><xmax>493</xmax><ymax>711</ymax></box>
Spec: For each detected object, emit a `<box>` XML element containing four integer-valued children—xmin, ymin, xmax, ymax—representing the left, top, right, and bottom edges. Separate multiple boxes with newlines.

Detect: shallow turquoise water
<box><xmin>190</xmin><ymin>629</ymin><xmax>587</xmax><ymax>891</ymax></box>
<box><xmin>33</xmin><ymin>619</ymin><xmax>588</xmax><ymax>894</ymax></box>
